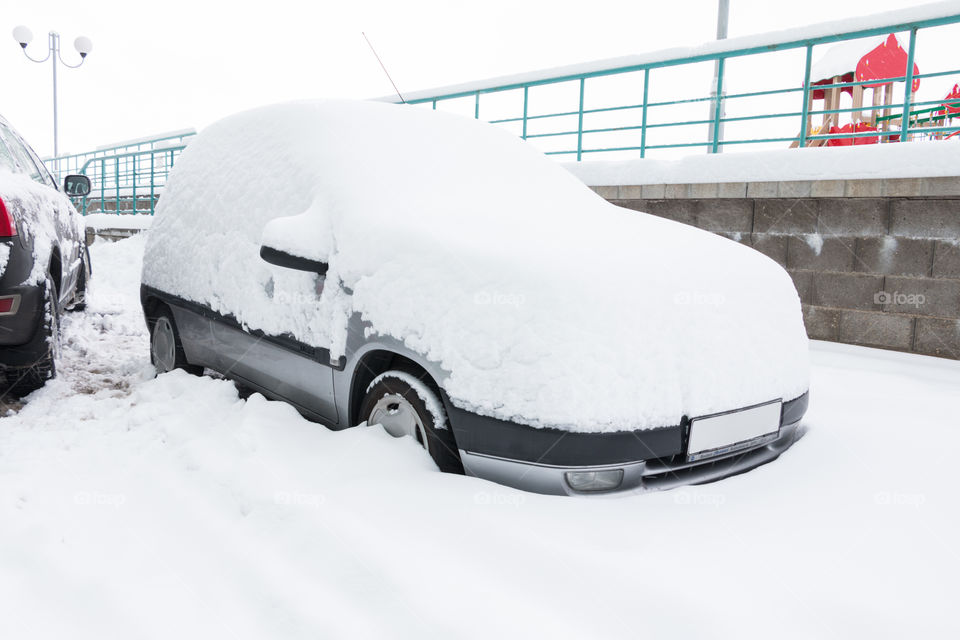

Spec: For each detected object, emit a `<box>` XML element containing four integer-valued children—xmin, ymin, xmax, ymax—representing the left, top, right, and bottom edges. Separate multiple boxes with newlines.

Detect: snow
<box><xmin>0</xmin><ymin>243</ymin><xmax>9</xmax><ymax>275</ymax></box>
<box><xmin>143</xmin><ymin>100</ymin><xmax>808</xmax><ymax>433</ymax></box>
<box><xmin>0</xmin><ymin>170</ymin><xmax>84</xmax><ymax>285</ymax></box>
<box><xmin>379</xmin><ymin>1</ymin><xmax>960</xmax><ymax>103</ymax></box>
<box><xmin>83</xmin><ymin>212</ymin><xmax>154</xmax><ymax>231</ymax></box>
<box><xmin>3</xmin><ymin>234</ymin><xmax>960</xmax><ymax>638</ymax></box>
<box><xmin>809</xmin><ymin>35</ymin><xmax>887</xmax><ymax>83</ymax></box>
<box><xmin>566</xmin><ymin>140</ymin><xmax>960</xmax><ymax>185</ymax></box>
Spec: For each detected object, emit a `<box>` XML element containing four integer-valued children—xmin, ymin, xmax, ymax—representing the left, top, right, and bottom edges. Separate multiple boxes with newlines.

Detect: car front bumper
<box><xmin>448</xmin><ymin>392</ymin><xmax>808</xmax><ymax>496</ymax></box>
<box><xmin>460</xmin><ymin>421</ymin><xmax>801</xmax><ymax>496</ymax></box>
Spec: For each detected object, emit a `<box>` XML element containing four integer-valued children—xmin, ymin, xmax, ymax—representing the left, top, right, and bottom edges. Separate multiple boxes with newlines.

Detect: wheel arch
<box><xmin>47</xmin><ymin>247</ymin><xmax>63</xmax><ymax>297</ymax></box>
<box><xmin>348</xmin><ymin>349</ymin><xmax>447</xmax><ymax>429</ymax></box>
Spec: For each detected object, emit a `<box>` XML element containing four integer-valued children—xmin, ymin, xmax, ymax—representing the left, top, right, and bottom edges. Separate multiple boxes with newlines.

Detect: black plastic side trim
<box><xmin>447</xmin><ymin>391</ymin><xmax>810</xmax><ymax>467</ymax></box>
<box><xmin>782</xmin><ymin>391</ymin><xmax>809</xmax><ymax>425</ymax></box>
<box><xmin>447</xmin><ymin>405</ymin><xmax>685</xmax><ymax>467</ymax></box>
<box><xmin>140</xmin><ymin>284</ymin><xmax>346</xmax><ymax>370</ymax></box>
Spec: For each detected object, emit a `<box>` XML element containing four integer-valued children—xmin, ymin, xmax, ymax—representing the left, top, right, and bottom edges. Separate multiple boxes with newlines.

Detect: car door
<box><xmin>22</xmin><ymin>136</ymin><xmax>83</xmax><ymax>299</ymax></box>
<box><xmin>0</xmin><ymin>123</ymin><xmax>81</xmax><ymax>302</ymax></box>
<box><xmin>210</xmin><ymin>270</ymin><xmax>339</xmax><ymax>425</ymax></box>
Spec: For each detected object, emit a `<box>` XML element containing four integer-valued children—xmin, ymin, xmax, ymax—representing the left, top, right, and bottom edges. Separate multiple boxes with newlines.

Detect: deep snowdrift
<box><xmin>143</xmin><ymin>100</ymin><xmax>808</xmax><ymax>431</ymax></box>
<box><xmin>3</xmin><ymin>235</ymin><xmax>959</xmax><ymax>640</ymax></box>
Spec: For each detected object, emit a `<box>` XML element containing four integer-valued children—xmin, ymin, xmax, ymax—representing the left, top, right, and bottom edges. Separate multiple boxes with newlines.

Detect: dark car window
<box><xmin>0</xmin><ymin>123</ymin><xmax>49</xmax><ymax>186</ymax></box>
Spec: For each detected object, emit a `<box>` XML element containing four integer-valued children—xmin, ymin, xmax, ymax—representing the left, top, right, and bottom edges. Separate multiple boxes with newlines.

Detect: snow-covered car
<box><xmin>0</xmin><ymin>114</ymin><xmax>91</xmax><ymax>396</ymax></box>
<box><xmin>141</xmin><ymin>100</ymin><xmax>809</xmax><ymax>496</ymax></box>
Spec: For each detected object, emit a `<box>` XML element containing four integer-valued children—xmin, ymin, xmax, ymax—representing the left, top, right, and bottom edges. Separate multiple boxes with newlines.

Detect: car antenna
<box><xmin>362</xmin><ymin>32</ymin><xmax>406</xmax><ymax>104</ymax></box>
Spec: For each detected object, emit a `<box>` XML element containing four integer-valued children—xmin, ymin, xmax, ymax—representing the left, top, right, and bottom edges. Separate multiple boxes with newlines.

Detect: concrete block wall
<box><xmin>594</xmin><ymin>177</ymin><xmax>960</xmax><ymax>360</ymax></box>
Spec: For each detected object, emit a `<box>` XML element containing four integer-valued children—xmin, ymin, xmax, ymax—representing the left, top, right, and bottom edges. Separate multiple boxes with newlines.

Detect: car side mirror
<box><xmin>64</xmin><ymin>174</ymin><xmax>91</xmax><ymax>197</ymax></box>
<box><xmin>260</xmin><ymin>245</ymin><xmax>329</xmax><ymax>275</ymax></box>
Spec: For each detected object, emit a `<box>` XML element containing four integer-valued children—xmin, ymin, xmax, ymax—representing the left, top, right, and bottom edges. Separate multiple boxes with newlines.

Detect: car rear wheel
<box><xmin>359</xmin><ymin>371</ymin><xmax>463</xmax><ymax>473</ymax></box>
<box><xmin>149</xmin><ymin>305</ymin><xmax>202</xmax><ymax>376</ymax></box>
<box><xmin>3</xmin><ymin>273</ymin><xmax>61</xmax><ymax>397</ymax></box>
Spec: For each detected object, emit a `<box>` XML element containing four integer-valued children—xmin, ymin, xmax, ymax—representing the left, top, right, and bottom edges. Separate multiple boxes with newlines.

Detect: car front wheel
<box><xmin>359</xmin><ymin>370</ymin><xmax>463</xmax><ymax>473</ymax></box>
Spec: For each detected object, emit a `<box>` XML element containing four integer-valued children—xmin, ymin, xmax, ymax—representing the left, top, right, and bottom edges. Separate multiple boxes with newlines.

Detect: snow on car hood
<box><xmin>143</xmin><ymin>100</ymin><xmax>808</xmax><ymax>432</ymax></box>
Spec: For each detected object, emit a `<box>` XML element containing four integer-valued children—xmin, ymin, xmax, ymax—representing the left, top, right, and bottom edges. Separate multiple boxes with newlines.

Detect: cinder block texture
<box><xmin>855</xmin><ymin>237</ymin><xmax>934</xmax><ymax>277</ymax></box>
<box><xmin>915</xmin><ymin>318</ymin><xmax>960</xmax><ymax>359</ymax></box>
<box><xmin>803</xmin><ymin>305</ymin><xmax>840</xmax><ymax>341</ymax></box>
<box><xmin>839</xmin><ymin>310</ymin><xmax>914</xmax><ymax>350</ymax></box>
<box><xmin>890</xmin><ymin>200</ymin><xmax>960</xmax><ymax>239</ymax></box>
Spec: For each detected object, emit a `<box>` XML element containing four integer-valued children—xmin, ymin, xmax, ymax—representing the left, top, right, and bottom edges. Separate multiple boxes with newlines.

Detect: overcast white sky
<box><xmin>1</xmin><ymin>0</ymin><xmax>948</xmax><ymax>157</ymax></box>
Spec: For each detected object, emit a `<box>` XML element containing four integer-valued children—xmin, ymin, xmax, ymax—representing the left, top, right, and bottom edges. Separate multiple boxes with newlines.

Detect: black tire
<box><xmin>67</xmin><ymin>247</ymin><xmax>90</xmax><ymax>312</ymax></box>
<box><xmin>359</xmin><ymin>371</ymin><xmax>463</xmax><ymax>474</ymax></box>
<box><xmin>4</xmin><ymin>274</ymin><xmax>60</xmax><ymax>397</ymax></box>
<box><xmin>148</xmin><ymin>303</ymin><xmax>203</xmax><ymax>376</ymax></box>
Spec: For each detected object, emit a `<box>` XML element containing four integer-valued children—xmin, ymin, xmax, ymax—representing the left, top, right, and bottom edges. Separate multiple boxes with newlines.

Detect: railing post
<box><xmin>114</xmin><ymin>156</ymin><xmax>120</xmax><ymax>215</ymax></box>
<box><xmin>150</xmin><ymin>152</ymin><xmax>155</xmax><ymax>215</ymax></box>
<box><xmin>900</xmin><ymin>27</ymin><xmax>918</xmax><ymax>143</ymax></box>
<box><xmin>432</xmin><ymin>99</ymin><xmax>437</xmax><ymax>110</ymax></box>
<box><xmin>475</xmin><ymin>91</ymin><xmax>480</xmax><ymax>119</ymax></box>
<box><xmin>799</xmin><ymin>45</ymin><xmax>813</xmax><ymax>147</ymax></box>
<box><xmin>711</xmin><ymin>57</ymin><xmax>725</xmax><ymax>153</ymax></box>
<box><xmin>522</xmin><ymin>86</ymin><xmax>529</xmax><ymax>140</ymax></box>
<box><xmin>641</xmin><ymin>69</ymin><xmax>650</xmax><ymax>158</ymax></box>
<box><xmin>100</xmin><ymin>158</ymin><xmax>104</xmax><ymax>213</ymax></box>
<box><xmin>577</xmin><ymin>77</ymin><xmax>585</xmax><ymax>161</ymax></box>
<box><xmin>131</xmin><ymin>155</ymin><xmax>137</xmax><ymax>214</ymax></box>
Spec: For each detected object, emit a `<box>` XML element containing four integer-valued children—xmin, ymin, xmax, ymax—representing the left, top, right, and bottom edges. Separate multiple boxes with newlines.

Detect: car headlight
<box><xmin>564</xmin><ymin>469</ymin><xmax>624</xmax><ymax>492</ymax></box>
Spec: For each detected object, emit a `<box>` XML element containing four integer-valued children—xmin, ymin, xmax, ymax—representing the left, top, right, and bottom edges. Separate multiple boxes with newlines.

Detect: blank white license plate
<box><xmin>686</xmin><ymin>400</ymin><xmax>782</xmax><ymax>462</ymax></box>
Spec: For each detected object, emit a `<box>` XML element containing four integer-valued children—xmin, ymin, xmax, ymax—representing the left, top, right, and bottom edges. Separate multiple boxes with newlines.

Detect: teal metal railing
<box><xmin>44</xmin><ymin>130</ymin><xmax>195</xmax><ymax>184</ymax></box>
<box><xmin>76</xmin><ymin>145</ymin><xmax>187</xmax><ymax>215</ymax></box>
<box><xmin>392</xmin><ymin>10</ymin><xmax>960</xmax><ymax>159</ymax></box>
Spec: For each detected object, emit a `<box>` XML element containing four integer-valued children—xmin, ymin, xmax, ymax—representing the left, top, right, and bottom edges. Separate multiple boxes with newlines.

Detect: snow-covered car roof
<box><xmin>143</xmin><ymin>100</ymin><xmax>808</xmax><ymax>432</ymax></box>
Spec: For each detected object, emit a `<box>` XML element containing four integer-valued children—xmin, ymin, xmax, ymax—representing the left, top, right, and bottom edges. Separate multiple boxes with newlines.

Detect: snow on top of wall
<box><xmin>84</xmin><ymin>213</ymin><xmax>153</xmax><ymax>231</ymax></box>
<box><xmin>143</xmin><ymin>100</ymin><xmax>808</xmax><ymax>432</ymax></box>
<box><xmin>380</xmin><ymin>1</ymin><xmax>960</xmax><ymax>102</ymax></box>
<box><xmin>565</xmin><ymin>141</ymin><xmax>960</xmax><ymax>186</ymax></box>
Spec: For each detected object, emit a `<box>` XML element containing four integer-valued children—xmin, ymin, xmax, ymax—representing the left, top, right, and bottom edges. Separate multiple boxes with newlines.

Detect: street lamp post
<box><xmin>11</xmin><ymin>25</ymin><xmax>93</xmax><ymax>169</ymax></box>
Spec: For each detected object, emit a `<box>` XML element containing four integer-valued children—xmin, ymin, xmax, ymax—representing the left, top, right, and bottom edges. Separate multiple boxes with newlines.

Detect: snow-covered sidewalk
<box><xmin>1</xmin><ymin>235</ymin><xmax>958</xmax><ymax>639</ymax></box>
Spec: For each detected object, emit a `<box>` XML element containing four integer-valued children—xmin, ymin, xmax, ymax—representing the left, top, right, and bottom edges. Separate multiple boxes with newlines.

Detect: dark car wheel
<box><xmin>149</xmin><ymin>304</ymin><xmax>202</xmax><ymax>375</ymax></box>
<box><xmin>359</xmin><ymin>370</ymin><xmax>463</xmax><ymax>473</ymax></box>
<box><xmin>4</xmin><ymin>273</ymin><xmax>61</xmax><ymax>397</ymax></box>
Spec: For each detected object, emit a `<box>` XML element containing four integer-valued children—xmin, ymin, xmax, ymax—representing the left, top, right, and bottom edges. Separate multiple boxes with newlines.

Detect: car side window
<box><xmin>0</xmin><ymin>135</ymin><xmax>18</xmax><ymax>174</ymax></box>
<box><xmin>0</xmin><ymin>123</ymin><xmax>48</xmax><ymax>186</ymax></box>
<box><xmin>22</xmin><ymin>140</ymin><xmax>59</xmax><ymax>190</ymax></box>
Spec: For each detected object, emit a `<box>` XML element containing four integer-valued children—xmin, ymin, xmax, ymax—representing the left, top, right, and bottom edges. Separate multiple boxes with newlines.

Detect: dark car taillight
<box><xmin>0</xmin><ymin>196</ymin><xmax>17</xmax><ymax>237</ymax></box>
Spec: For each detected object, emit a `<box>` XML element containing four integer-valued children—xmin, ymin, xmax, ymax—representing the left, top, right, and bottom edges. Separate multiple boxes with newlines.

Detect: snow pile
<box><xmin>144</xmin><ymin>100</ymin><xmax>808</xmax><ymax>432</ymax></box>
<box><xmin>566</xmin><ymin>140</ymin><xmax>960</xmax><ymax>186</ymax></box>
<box><xmin>84</xmin><ymin>213</ymin><xmax>153</xmax><ymax>231</ymax></box>
<box><xmin>4</xmin><ymin>236</ymin><xmax>960</xmax><ymax>639</ymax></box>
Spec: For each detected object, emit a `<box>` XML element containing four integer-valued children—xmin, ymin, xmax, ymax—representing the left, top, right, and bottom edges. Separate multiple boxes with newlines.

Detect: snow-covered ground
<box><xmin>2</xmin><ymin>235</ymin><xmax>958</xmax><ymax>639</ymax></box>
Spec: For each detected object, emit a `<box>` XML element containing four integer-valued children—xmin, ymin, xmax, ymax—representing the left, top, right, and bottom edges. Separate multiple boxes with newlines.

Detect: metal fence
<box><xmin>46</xmin><ymin>7</ymin><xmax>960</xmax><ymax>217</ymax></box>
<box><xmin>77</xmin><ymin>145</ymin><xmax>187</xmax><ymax>215</ymax></box>
<box><xmin>389</xmin><ymin>9</ymin><xmax>960</xmax><ymax>159</ymax></box>
<box><xmin>44</xmin><ymin>130</ymin><xmax>195</xmax><ymax>184</ymax></box>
